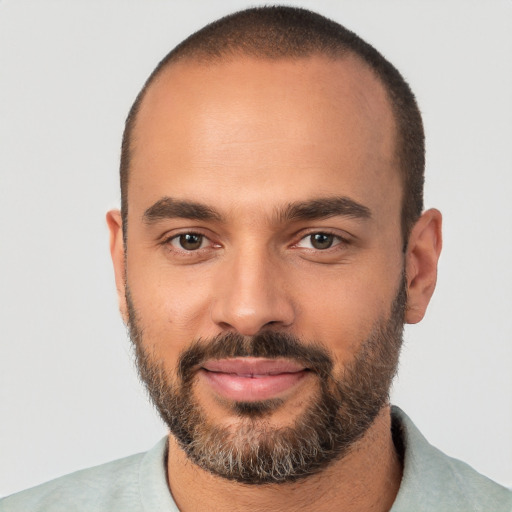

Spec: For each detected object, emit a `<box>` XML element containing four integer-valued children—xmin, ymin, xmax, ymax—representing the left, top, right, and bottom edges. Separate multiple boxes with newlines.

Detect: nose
<box><xmin>210</xmin><ymin>246</ymin><xmax>295</xmax><ymax>336</ymax></box>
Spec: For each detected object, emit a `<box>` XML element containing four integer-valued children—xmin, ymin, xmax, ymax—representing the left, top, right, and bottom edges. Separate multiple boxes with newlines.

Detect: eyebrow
<box><xmin>142</xmin><ymin>195</ymin><xmax>371</xmax><ymax>225</ymax></box>
<box><xmin>143</xmin><ymin>197</ymin><xmax>222</xmax><ymax>224</ymax></box>
<box><xmin>279</xmin><ymin>196</ymin><xmax>371</xmax><ymax>222</ymax></box>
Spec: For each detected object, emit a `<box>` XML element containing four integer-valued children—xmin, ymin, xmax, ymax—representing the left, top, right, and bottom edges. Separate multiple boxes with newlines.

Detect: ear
<box><xmin>106</xmin><ymin>209</ymin><xmax>128</xmax><ymax>324</ymax></box>
<box><xmin>405</xmin><ymin>208</ymin><xmax>442</xmax><ymax>324</ymax></box>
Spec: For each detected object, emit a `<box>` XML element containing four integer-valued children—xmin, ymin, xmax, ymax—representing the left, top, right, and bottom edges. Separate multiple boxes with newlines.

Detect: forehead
<box><xmin>129</xmin><ymin>55</ymin><xmax>400</xmax><ymax>220</ymax></box>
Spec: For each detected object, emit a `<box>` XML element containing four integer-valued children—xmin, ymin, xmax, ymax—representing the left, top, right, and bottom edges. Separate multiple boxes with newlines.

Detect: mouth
<box><xmin>200</xmin><ymin>357</ymin><xmax>310</xmax><ymax>402</ymax></box>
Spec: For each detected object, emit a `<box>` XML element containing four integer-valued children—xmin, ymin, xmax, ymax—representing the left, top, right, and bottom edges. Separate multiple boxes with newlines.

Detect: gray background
<box><xmin>1</xmin><ymin>0</ymin><xmax>511</xmax><ymax>496</ymax></box>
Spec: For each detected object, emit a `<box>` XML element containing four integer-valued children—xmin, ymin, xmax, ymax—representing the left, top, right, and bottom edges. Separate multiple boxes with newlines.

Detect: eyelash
<box><xmin>162</xmin><ymin>230</ymin><xmax>350</xmax><ymax>255</ymax></box>
<box><xmin>163</xmin><ymin>231</ymin><xmax>216</xmax><ymax>253</ymax></box>
<box><xmin>293</xmin><ymin>231</ymin><xmax>348</xmax><ymax>251</ymax></box>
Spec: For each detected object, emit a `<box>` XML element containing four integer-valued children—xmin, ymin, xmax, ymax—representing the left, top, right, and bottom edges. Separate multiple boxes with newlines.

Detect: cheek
<box><xmin>126</xmin><ymin>263</ymin><xmax>213</xmax><ymax>358</ymax></box>
<box><xmin>292</xmin><ymin>263</ymin><xmax>402</xmax><ymax>361</ymax></box>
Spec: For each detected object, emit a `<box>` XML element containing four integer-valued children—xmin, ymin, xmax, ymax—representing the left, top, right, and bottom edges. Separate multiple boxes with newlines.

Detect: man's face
<box><xmin>117</xmin><ymin>55</ymin><xmax>406</xmax><ymax>482</ymax></box>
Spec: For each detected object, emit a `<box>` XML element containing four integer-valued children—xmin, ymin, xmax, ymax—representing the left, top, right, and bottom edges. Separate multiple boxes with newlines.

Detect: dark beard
<box><xmin>126</xmin><ymin>277</ymin><xmax>406</xmax><ymax>484</ymax></box>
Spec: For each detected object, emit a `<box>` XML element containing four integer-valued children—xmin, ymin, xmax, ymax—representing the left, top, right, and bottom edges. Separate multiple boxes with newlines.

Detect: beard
<box><xmin>126</xmin><ymin>277</ymin><xmax>406</xmax><ymax>485</ymax></box>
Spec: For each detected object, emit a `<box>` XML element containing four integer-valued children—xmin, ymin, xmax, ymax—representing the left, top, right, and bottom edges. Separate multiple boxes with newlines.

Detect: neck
<box><xmin>166</xmin><ymin>405</ymin><xmax>402</xmax><ymax>512</ymax></box>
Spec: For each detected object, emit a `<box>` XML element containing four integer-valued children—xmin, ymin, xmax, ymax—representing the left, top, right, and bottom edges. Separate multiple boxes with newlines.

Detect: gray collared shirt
<box><xmin>2</xmin><ymin>407</ymin><xmax>511</xmax><ymax>511</ymax></box>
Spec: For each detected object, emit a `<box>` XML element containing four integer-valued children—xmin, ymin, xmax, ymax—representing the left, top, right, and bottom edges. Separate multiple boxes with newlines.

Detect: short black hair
<box><xmin>120</xmin><ymin>6</ymin><xmax>424</xmax><ymax>243</ymax></box>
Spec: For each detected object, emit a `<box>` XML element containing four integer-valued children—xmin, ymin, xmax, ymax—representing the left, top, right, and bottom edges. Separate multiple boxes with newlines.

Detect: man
<box><xmin>1</xmin><ymin>6</ymin><xmax>510</xmax><ymax>512</ymax></box>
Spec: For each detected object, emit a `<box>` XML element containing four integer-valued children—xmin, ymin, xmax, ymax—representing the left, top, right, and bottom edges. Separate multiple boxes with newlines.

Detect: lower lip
<box><xmin>200</xmin><ymin>369</ymin><xmax>308</xmax><ymax>402</ymax></box>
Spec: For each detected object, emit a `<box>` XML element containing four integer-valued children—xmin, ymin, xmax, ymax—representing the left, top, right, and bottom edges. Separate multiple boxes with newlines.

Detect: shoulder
<box><xmin>0</xmin><ymin>438</ymin><xmax>170</xmax><ymax>512</ymax></box>
<box><xmin>391</xmin><ymin>406</ymin><xmax>512</xmax><ymax>512</ymax></box>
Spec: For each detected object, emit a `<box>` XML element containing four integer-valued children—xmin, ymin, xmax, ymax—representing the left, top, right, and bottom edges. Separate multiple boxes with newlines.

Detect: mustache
<box><xmin>178</xmin><ymin>331</ymin><xmax>333</xmax><ymax>382</ymax></box>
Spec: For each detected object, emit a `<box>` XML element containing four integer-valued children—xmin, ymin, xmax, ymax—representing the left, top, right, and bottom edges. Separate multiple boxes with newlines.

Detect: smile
<box><xmin>200</xmin><ymin>358</ymin><xmax>310</xmax><ymax>402</ymax></box>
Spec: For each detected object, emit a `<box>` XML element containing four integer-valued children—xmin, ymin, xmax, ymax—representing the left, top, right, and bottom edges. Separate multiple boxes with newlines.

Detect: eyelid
<box><xmin>168</xmin><ymin>233</ymin><xmax>208</xmax><ymax>250</ymax></box>
<box><xmin>161</xmin><ymin>229</ymin><xmax>221</xmax><ymax>253</ymax></box>
<box><xmin>296</xmin><ymin>234</ymin><xmax>341</xmax><ymax>250</ymax></box>
<box><xmin>160</xmin><ymin>227</ymin><xmax>213</xmax><ymax>243</ymax></box>
<box><xmin>158</xmin><ymin>227</ymin><xmax>353</xmax><ymax>255</ymax></box>
<box><xmin>293</xmin><ymin>229</ymin><xmax>351</xmax><ymax>247</ymax></box>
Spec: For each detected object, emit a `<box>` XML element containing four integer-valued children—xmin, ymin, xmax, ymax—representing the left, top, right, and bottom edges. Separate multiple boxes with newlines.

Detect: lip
<box><xmin>200</xmin><ymin>357</ymin><xmax>309</xmax><ymax>402</ymax></box>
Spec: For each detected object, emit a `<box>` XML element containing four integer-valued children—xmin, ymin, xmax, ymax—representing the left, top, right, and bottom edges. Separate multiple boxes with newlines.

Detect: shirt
<box><xmin>2</xmin><ymin>407</ymin><xmax>511</xmax><ymax>511</ymax></box>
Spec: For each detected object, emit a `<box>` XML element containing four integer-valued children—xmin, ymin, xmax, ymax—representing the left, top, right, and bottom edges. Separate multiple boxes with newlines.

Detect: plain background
<box><xmin>1</xmin><ymin>0</ymin><xmax>511</xmax><ymax>497</ymax></box>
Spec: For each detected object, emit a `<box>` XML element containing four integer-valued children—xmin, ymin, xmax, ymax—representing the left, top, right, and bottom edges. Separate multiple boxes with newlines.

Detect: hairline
<box><xmin>121</xmin><ymin>51</ymin><xmax>420</xmax><ymax>248</ymax></box>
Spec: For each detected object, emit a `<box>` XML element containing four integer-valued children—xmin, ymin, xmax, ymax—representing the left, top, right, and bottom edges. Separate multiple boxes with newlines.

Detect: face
<box><xmin>109</xmin><ymin>55</ymin><xmax>417</xmax><ymax>483</ymax></box>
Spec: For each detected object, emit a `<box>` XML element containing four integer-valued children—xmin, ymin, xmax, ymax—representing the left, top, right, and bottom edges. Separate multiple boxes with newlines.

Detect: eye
<box><xmin>169</xmin><ymin>233</ymin><xmax>207</xmax><ymax>251</ymax></box>
<box><xmin>296</xmin><ymin>232</ymin><xmax>341</xmax><ymax>250</ymax></box>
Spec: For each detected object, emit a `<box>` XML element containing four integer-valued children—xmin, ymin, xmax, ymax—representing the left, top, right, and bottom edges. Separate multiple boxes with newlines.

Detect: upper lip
<box><xmin>201</xmin><ymin>358</ymin><xmax>307</xmax><ymax>376</ymax></box>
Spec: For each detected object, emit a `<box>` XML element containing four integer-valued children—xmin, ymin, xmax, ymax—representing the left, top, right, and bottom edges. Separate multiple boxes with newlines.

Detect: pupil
<box><xmin>180</xmin><ymin>234</ymin><xmax>202</xmax><ymax>250</ymax></box>
<box><xmin>311</xmin><ymin>233</ymin><xmax>333</xmax><ymax>249</ymax></box>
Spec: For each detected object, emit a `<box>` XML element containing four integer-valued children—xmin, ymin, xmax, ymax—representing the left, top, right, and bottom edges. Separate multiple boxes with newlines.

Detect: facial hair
<box><xmin>126</xmin><ymin>277</ymin><xmax>406</xmax><ymax>485</ymax></box>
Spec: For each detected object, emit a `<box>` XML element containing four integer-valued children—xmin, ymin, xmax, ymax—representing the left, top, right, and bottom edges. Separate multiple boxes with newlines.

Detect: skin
<box><xmin>107</xmin><ymin>55</ymin><xmax>442</xmax><ymax>511</ymax></box>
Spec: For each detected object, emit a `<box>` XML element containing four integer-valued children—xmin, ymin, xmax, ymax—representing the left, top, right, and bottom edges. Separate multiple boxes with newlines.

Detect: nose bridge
<box><xmin>211</xmin><ymin>240</ymin><xmax>294</xmax><ymax>335</ymax></box>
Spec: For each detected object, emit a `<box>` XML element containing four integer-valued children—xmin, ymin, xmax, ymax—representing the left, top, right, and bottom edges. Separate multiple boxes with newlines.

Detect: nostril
<box><xmin>217</xmin><ymin>321</ymin><xmax>237</xmax><ymax>331</ymax></box>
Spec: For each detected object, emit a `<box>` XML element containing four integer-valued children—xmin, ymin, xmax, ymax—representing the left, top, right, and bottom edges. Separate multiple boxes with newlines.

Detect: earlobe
<box><xmin>405</xmin><ymin>208</ymin><xmax>442</xmax><ymax>324</ymax></box>
<box><xmin>106</xmin><ymin>209</ymin><xmax>128</xmax><ymax>324</ymax></box>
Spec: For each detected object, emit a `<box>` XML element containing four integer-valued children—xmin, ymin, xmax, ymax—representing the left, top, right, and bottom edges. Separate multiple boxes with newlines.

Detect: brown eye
<box><xmin>174</xmin><ymin>233</ymin><xmax>204</xmax><ymax>251</ymax></box>
<box><xmin>296</xmin><ymin>232</ymin><xmax>341</xmax><ymax>251</ymax></box>
<box><xmin>310</xmin><ymin>233</ymin><xmax>334</xmax><ymax>249</ymax></box>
